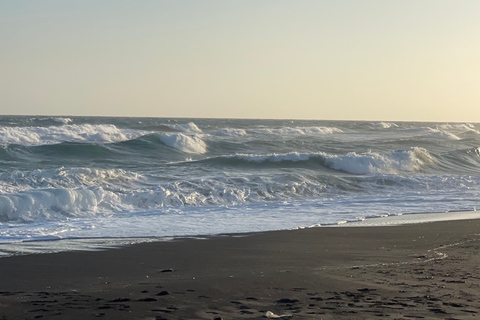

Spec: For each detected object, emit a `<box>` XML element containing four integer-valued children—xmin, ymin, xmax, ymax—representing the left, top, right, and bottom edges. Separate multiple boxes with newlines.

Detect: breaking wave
<box><xmin>249</xmin><ymin>126</ymin><xmax>343</xmax><ymax>136</ymax></box>
<box><xmin>198</xmin><ymin>147</ymin><xmax>436</xmax><ymax>174</ymax></box>
<box><xmin>369</xmin><ymin>122</ymin><xmax>399</xmax><ymax>129</ymax></box>
<box><xmin>157</xmin><ymin>133</ymin><xmax>207</xmax><ymax>154</ymax></box>
<box><xmin>0</xmin><ymin>124</ymin><xmax>144</xmax><ymax>146</ymax></box>
<box><xmin>0</xmin><ymin>167</ymin><xmax>329</xmax><ymax>222</ymax></box>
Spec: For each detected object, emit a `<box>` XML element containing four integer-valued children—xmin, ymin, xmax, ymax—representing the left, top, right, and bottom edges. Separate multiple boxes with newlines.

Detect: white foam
<box><xmin>0</xmin><ymin>187</ymin><xmax>117</xmax><ymax>222</ymax></box>
<box><xmin>204</xmin><ymin>126</ymin><xmax>341</xmax><ymax>139</ymax></box>
<box><xmin>439</xmin><ymin>123</ymin><xmax>480</xmax><ymax>135</ymax></box>
<box><xmin>0</xmin><ymin>168</ymin><xmax>147</xmax><ymax>222</ymax></box>
<box><xmin>425</xmin><ymin>127</ymin><xmax>461</xmax><ymax>140</ymax></box>
<box><xmin>51</xmin><ymin>117</ymin><xmax>72</xmax><ymax>124</ymax></box>
<box><xmin>231</xmin><ymin>152</ymin><xmax>314</xmax><ymax>162</ymax></box>
<box><xmin>0</xmin><ymin>168</ymin><xmax>145</xmax><ymax>193</ymax></box>
<box><xmin>0</xmin><ymin>168</ymin><xmax>330</xmax><ymax>222</ymax></box>
<box><xmin>169</xmin><ymin>122</ymin><xmax>203</xmax><ymax>133</ymax></box>
<box><xmin>325</xmin><ymin>147</ymin><xmax>435</xmax><ymax>174</ymax></box>
<box><xmin>227</xmin><ymin>148</ymin><xmax>435</xmax><ymax>175</ymax></box>
<box><xmin>251</xmin><ymin>126</ymin><xmax>342</xmax><ymax>136</ymax></box>
<box><xmin>0</xmin><ymin>124</ymin><xmax>144</xmax><ymax>146</ymax></box>
<box><xmin>369</xmin><ymin>122</ymin><xmax>399</xmax><ymax>129</ymax></box>
<box><xmin>1</xmin><ymin>184</ymin><xmax>480</xmax><ymax>244</ymax></box>
<box><xmin>394</xmin><ymin>127</ymin><xmax>461</xmax><ymax>141</ymax></box>
<box><xmin>158</xmin><ymin>133</ymin><xmax>207</xmax><ymax>154</ymax></box>
<box><xmin>208</xmin><ymin>128</ymin><xmax>248</xmax><ymax>137</ymax></box>
<box><xmin>337</xmin><ymin>210</ymin><xmax>480</xmax><ymax>227</ymax></box>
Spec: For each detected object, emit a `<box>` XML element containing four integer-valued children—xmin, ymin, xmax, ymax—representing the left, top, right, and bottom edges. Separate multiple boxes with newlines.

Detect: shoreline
<box><xmin>1</xmin><ymin>218</ymin><xmax>480</xmax><ymax>319</ymax></box>
<box><xmin>2</xmin><ymin>210</ymin><xmax>480</xmax><ymax>258</ymax></box>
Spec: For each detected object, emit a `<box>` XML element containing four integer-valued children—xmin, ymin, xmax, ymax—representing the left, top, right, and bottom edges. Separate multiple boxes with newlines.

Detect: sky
<box><xmin>1</xmin><ymin>0</ymin><xmax>479</xmax><ymax>122</ymax></box>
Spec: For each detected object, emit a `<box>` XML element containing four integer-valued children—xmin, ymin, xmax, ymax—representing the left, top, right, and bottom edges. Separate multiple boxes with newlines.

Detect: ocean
<box><xmin>1</xmin><ymin>116</ymin><xmax>480</xmax><ymax>254</ymax></box>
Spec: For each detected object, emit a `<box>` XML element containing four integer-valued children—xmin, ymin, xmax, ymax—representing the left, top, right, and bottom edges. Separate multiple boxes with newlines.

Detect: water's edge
<box><xmin>2</xmin><ymin>210</ymin><xmax>479</xmax><ymax>258</ymax></box>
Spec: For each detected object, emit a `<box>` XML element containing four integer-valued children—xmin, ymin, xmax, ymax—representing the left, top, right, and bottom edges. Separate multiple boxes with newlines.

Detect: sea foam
<box><xmin>168</xmin><ymin>122</ymin><xmax>203</xmax><ymax>133</ymax></box>
<box><xmin>369</xmin><ymin>122</ymin><xmax>399</xmax><ymax>129</ymax></box>
<box><xmin>219</xmin><ymin>148</ymin><xmax>435</xmax><ymax>174</ymax></box>
<box><xmin>0</xmin><ymin>124</ymin><xmax>144</xmax><ymax>146</ymax></box>
<box><xmin>250</xmin><ymin>126</ymin><xmax>343</xmax><ymax>136</ymax></box>
<box><xmin>325</xmin><ymin>148</ymin><xmax>435</xmax><ymax>174</ymax></box>
<box><xmin>158</xmin><ymin>133</ymin><xmax>207</xmax><ymax>154</ymax></box>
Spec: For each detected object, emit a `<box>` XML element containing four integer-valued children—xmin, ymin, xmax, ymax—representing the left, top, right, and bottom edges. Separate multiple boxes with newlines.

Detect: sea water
<box><xmin>1</xmin><ymin>116</ymin><xmax>480</xmax><ymax>254</ymax></box>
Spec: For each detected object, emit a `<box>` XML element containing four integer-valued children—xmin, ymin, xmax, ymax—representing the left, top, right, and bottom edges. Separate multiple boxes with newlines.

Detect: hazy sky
<box><xmin>1</xmin><ymin>0</ymin><xmax>479</xmax><ymax>121</ymax></box>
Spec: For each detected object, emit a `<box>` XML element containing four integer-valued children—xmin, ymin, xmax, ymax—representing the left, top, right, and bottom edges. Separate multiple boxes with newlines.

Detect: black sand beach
<box><xmin>1</xmin><ymin>219</ymin><xmax>480</xmax><ymax>319</ymax></box>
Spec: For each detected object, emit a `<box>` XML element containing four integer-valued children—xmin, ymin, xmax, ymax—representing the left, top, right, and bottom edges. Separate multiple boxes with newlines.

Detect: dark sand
<box><xmin>1</xmin><ymin>219</ymin><xmax>480</xmax><ymax>319</ymax></box>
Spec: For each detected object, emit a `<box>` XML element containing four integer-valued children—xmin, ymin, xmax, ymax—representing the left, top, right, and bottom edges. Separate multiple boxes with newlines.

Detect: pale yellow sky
<box><xmin>1</xmin><ymin>0</ymin><xmax>479</xmax><ymax>121</ymax></box>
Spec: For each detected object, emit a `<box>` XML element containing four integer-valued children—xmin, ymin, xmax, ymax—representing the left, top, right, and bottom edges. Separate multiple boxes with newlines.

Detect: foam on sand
<box><xmin>336</xmin><ymin>210</ymin><xmax>480</xmax><ymax>227</ymax></box>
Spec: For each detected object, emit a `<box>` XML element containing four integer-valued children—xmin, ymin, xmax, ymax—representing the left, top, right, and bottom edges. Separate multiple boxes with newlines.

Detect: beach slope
<box><xmin>1</xmin><ymin>219</ymin><xmax>480</xmax><ymax>319</ymax></box>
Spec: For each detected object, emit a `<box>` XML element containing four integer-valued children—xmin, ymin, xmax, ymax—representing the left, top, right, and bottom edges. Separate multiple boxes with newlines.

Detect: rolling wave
<box><xmin>0</xmin><ymin>167</ymin><xmax>331</xmax><ymax>222</ymax></box>
<box><xmin>0</xmin><ymin>121</ymin><xmax>209</xmax><ymax>155</ymax></box>
<box><xmin>0</xmin><ymin>124</ymin><xmax>145</xmax><ymax>146</ymax></box>
<box><xmin>434</xmin><ymin>147</ymin><xmax>480</xmax><ymax>174</ymax></box>
<box><xmin>246</xmin><ymin>125</ymin><xmax>342</xmax><ymax>136</ymax></box>
<box><xmin>0</xmin><ymin>147</ymin><xmax>14</xmax><ymax>161</ymax></box>
<box><xmin>193</xmin><ymin>147</ymin><xmax>436</xmax><ymax>174</ymax></box>
<box><xmin>368</xmin><ymin>122</ymin><xmax>399</xmax><ymax>129</ymax></box>
<box><xmin>156</xmin><ymin>133</ymin><xmax>207</xmax><ymax>154</ymax></box>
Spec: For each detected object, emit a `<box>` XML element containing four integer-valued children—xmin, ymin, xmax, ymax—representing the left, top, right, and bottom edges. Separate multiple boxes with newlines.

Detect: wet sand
<box><xmin>1</xmin><ymin>219</ymin><xmax>480</xmax><ymax>319</ymax></box>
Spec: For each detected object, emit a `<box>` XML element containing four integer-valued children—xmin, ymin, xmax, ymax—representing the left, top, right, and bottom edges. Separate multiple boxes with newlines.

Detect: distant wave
<box><xmin>50</xmin><ymin>117</ymin><xmax>72</xmax><ymax>124</ymax></box>
<box><xmin>439</xmin><ymin>123</ymin><xmax>478</xmax><ymax>132</ymax></box>
<box><xmin>0</xmin><ymin>124</ymin><xmax>145</xmax><ymax>146</ymax></box>
<box><xmin>207</xmin><ymin>128</ymin><xmax>248</xmax><ymax>137</ymax></box>
<box><xmin>157</xmin><ymin>133</ymin><xmax>207</xmax><ymax>154</ymax></box>
<box><xmin>195</xmin><ymin>148</ymin><xmax>435</xmax><ymax>174</ymax></box>
<box><xmin>0</xmin><ymin>124</ymin><xmax>211</xmax><ymax>156</ymax></box>
<box><xmin>422</xmin><ymin>127</ymin><xmax>461</xmax><ymax>140</ymax></box>
<box><xmin>154</xmin><ymin>122</ymin><xmax>208</xmax><ymax>154</ymax></box>
<box><xmin>368</xmin><ymin>122</ymin><xmax>399</xmax><ymax>129</ymax></box>
<box><xmin>363</xmin><ymin>123</ymin><xmax>478</xmax><ymax>140</ymax></box>
<box><xmin>169</xmin><ymin>122</ymin><xmax>203</xmax><ymax>133</ymax></box>
<box><xmin>325</xmin><ymin>148</ymin><xmax>435</xmax><ymax>174</ymax></box>
<box><xmin>388</xmin><ymin>125</ymin><xmax>479</xmax><ymax>141</ymax></box>
<box><xmin>204</xmin><ymin>125</ymin><xmax>342</xmax><ymax>139</ymax></box>
<box><xmin>144</xmin><ymin>122</ymin><xmax>203</xmax><ymax>133</ymax></box>
<box><xmin>249</xmin><ymin>126</ymin><xmax>343</xmax><ymax>136</ymax></box>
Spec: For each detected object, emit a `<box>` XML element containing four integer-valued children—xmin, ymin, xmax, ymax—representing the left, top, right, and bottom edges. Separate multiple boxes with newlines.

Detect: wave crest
<box><xmin>51</xmin><ymin>117</ymin><xmax>72</xmax><ymax>124</ymax></box>
<box><xmin>369</xmin><ymin>122</ymin><xmax>399</xmax><ymax>129</ymax></box>
<box><xmin>252</xmin><ymin>126</ymin><xmax>342</xmax><ymax>136</ymax></box>
<box><xmin>0</xmin><ymin>171</ymin><xmax>328</xmax><ymax>222</ymax></box>
<box><xmin>168</xmin><ymin>122</ymin><xmax>203</xmax><ymax>133</ymax></box>
<box><xmin>326</xmin><ymin>148</ymin><xmax>435</xmax><ymax>174</ymax></box>
<box><xmin>0</xmin><ymin>168</ymin><xmax>145</xmax><ymax>193</ymax></box>
<box><xmin>201</xmin><ymin>148</ymin><xmax>435</xmax><ymax>174</ymax></box>
<box><xmin>158</xmin><ymin>133</ymin><xmax>207</xmax><ymax>154</ymax></box>
<box><xmin>0</xmin><ymin>187</ymin><xmax>120</xmax><ymax>221</ymax></box>
<box><xmin>0</xmin><ymin>124</ymin><xmax>144</xmax><ymax>146</ymax></box>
